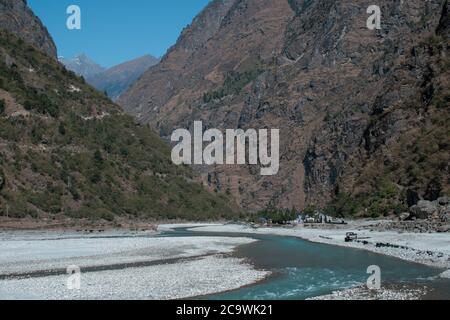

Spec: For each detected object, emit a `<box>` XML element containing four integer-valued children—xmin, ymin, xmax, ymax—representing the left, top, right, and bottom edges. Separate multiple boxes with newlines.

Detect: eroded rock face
<box><xmin>119</xmin><ymin>0</ymin><xmax>298</xmax><ymax>212</ymax></box>
<box><xmin>119</xmin><ymin>0</ymin><xmax>450</xmax><ymax>212</ymax></box>
<box><xmin>0</xmin><ymin>0</ymin><xmax>57</xmax><ymax>57</ymax></box>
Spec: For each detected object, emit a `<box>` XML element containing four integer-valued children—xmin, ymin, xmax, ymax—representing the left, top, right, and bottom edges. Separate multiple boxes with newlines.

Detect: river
<box><xmin>163</xmin><ymin>227</ymin><xmax>450</xmax><ymax>300</ymax></box>
<box><xmin>0</xmin><ymin>227</ymin><xmax>449</xmax><ymax>300</ymax></box>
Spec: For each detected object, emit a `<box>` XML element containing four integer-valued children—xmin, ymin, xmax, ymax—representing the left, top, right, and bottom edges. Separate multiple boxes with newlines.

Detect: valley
<box><xmin>0</xmin><ymin>0</ymin><xmax>448</xmax><ymax>304</ymax></box>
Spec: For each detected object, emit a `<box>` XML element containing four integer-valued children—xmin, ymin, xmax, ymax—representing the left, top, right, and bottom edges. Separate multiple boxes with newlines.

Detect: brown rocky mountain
<box><xmin>119</xmin><ymin>0</ymin><xmax>450</xmax><ymax>216</ymax></box>
<box><xmin>0</xmin><ymin>0</ymin><xmax>56</xmax><ymax>58</ymax></box>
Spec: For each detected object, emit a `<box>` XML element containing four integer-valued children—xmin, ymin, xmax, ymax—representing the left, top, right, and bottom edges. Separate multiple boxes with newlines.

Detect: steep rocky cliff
<box><xmin>0</xmin><ymin>0</ymin><xmax>56</xmax><ymax>57</ymax></box>
<box><xmin>120</xmin><ymin>0</ymin><xmax>449</xmax><ymax>216</ymax></box>
<box><xmin>288</xmin><ymin>0</ymin><xmax>449</xmax><ymax>216</ymax></box>
<box><xmin>119</xmin><ymin>0</ymin><xmax>297</xmax><ymax>212</ymax></box>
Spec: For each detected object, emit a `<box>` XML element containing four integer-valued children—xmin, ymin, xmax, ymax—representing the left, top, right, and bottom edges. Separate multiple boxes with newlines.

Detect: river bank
<box><xmin>0</xmin><ymin>216</ymin><xmax>159</xmax><ymax>231</ymax></box>
<box><xmin>180</xmin><ymin>222</ymin><xmax>450</xmax><ymax>300</ymax></box>
<box><xmin>175</xmin><ymin>222</ymin><xmax>450</xmax><ymax>270</ymax></box>
<box><xmin>308</xmin><ymin>283</ymin><xmax>429</xmax><ymax>300</ymax></box>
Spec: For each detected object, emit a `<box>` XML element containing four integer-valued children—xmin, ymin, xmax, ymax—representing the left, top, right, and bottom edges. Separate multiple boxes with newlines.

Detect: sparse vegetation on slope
<box><xmin>327</xmin><ymin>34</ymin><xmax>450</xmax><ymax>218</ymax></box>
<box><xmin>0</xmin><ymin>30</ymin><xmax>238</xmax><ymax>221</ymax></box>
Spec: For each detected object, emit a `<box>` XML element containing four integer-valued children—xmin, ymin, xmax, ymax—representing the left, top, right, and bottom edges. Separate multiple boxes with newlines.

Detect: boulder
<box><xmin>441</xmin><ymin>212</ymin><xmax>450</xmax><ymax>223</ymax></box>
<box><xmin>438</xmin><ymin>197</ymin><xmax>450</xmax><ymax>206</ymax></box>
<box><xmin>437</xmin><ymin>225</ymin><xmax>450</xmax><ymax>233</ymax></box>
<box><xmin>399</xmin><ymin>212</ymin><xmax>410</xmax><ymax>221</ymax></box>
<box><xmin>409</xmin><ymin>200</ymin><xmax>438</xmax><ymax>219</ymax></box>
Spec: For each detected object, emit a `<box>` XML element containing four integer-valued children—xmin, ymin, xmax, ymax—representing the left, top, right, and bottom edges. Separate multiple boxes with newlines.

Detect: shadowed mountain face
<box><xmin>0</xmin><ymin>0</ymin><xmax>56</xmax><ymax>57</ymax></box>
<box><xmin>119</xmin><ymin>0</ymin><xmax>450</xmax><ymax>215</ymax></box>
<box><xmin>0</xmin><ymin>3</ymin><xmax>237</xmax><ymax>220</ymax></box>
<box><xmin>61</xmin><ymin>54</ymin><xmax>159</xmax><ymax>101</ymax></box>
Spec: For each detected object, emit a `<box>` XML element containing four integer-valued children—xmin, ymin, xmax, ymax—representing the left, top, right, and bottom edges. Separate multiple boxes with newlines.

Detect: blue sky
<box><xmin>28</xmin><ymin>0</ymin><xmax>210</xmax><ymax>67</ymax></box>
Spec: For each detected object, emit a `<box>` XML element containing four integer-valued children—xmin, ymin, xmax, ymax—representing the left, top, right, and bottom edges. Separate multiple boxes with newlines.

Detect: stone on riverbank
<box><xmin>409</xmin><ymin>201</ymin><xmax>439</xmax><ymax>219</ymax></box>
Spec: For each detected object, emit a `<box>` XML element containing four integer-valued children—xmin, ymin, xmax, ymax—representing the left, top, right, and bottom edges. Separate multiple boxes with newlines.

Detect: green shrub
<box><xmin>24</xmin><ymin>93</ymin><xmax>59</xmax><ymax>117</ymax></box>
<box><xmin>325</xmin><ymin>193</ymin><xmax>360</xmax><ymax>217</ymax></box>
<box><xmin>27</xmin><ymin>192</ymin><xmax>62</xmax><ymax>214</ymax></box>
<box><xmin>203</xmin><ymin>69</ymin><xmax>262</xmax><ymax>103</ymax></box>
<box><xmin>254</xmin><ymin>207</ymin><xmax>298</xmax><ymax>224</ymax></box>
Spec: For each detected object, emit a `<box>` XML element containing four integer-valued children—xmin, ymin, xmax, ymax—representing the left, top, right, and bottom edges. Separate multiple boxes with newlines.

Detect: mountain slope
<box><xmin>119</xmin><ymin>0</ymin><xmax>292</xmax><ymax>126</ymax></box>
<box><xmin>87</xmin><ymin>55</ymin><xmax>159</xmax><ymax>101</ymax></box>
<box><xmin>119</xmin><ymin>0</ymin><xmax>449</xmax><ymax>216</ymax></box>
<box><xmin>0</xmin><ymin>0</ymin><xmax>56</xmax><ymax>58</ymax></box>
<box><xmin>118</xmin><ymin>0</ymin><xmax>298</xmax><ymax>211</ymax></box>
<box><xmin>0</xmin><ymin>15</ymin><xmax>237</xmax><ymax>220</ymax></box>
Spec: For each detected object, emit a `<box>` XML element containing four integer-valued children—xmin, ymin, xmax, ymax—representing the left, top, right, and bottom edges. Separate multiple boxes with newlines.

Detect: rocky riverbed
<box><xmin>308</xmin><ymin>283</ymin><xmax>429</xmax><ymax>300</ymax></box>
<box><xmin>0</xmin><ymin>230</ymin><xmax>269</xmax><ymax>300</ymax></box>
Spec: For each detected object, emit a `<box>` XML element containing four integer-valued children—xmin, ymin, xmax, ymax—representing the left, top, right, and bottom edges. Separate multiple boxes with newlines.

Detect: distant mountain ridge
<box><xmin>59</xmin><ymin>54</ymin><xmax>105</xmax><ymax>79</ymax></box>
<box><xmin>88</xmin><ymin>55</ymin><xmax>159</xmax><ymax>101</ymax></box>
<box><xmin>60</xmin><ymin>54</ymin><xmax>159</xmax><ymax>101</ymax></box>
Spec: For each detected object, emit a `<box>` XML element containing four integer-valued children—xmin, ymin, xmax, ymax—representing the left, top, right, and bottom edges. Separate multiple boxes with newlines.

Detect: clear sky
<box><xmin>28</xmin><ymin>0</ymin><xmax>210</xmax><ymax>68</ymax></box>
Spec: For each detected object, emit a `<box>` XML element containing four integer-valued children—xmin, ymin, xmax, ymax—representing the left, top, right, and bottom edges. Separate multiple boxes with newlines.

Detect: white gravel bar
<box><xmin>0</xmin><ymin>255</ymin><xmax>269</xmax><ymax>300</ymax></box>
<box><xmin>0</xmin><ymin>233</ymin><xmax>256</xmax><ymax>275</ymax></box>
<box><xmin>0</xmin><ymin>231</ymin><xmax>270</xmax><ymax>300</ymax></box>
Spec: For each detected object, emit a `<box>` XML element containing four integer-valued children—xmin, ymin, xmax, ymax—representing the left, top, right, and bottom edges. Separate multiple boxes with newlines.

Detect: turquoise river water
<box><xmin>162</xmin><ymin>228</ymin><xmax>450</xmax><ymax>300</ymax></box>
